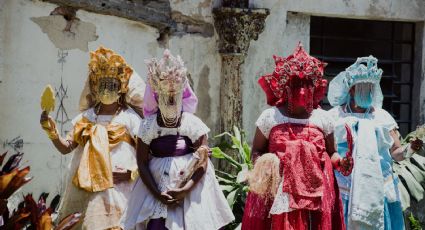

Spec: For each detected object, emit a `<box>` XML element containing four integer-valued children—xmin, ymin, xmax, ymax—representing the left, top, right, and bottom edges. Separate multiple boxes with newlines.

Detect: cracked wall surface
<box><xmin>42</xmin><ymin>0</ymin><xmax>216</xmax><ymax>37</ymax></box>
<box><xmin>31</xmin><ymin>15</ymin><xmax>98</xmax><ymax>51</ymax></box>
<box><xmin>42</xmin><ymin>0</ymin><xmax>172</xmax><ymax>30</ymax></box>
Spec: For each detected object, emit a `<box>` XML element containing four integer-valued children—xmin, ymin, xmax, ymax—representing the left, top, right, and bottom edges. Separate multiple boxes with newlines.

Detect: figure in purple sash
<box><xmin>122</xmin><ymin>50</ymin><xmax>234</xmax><ymax>230</ymax></box>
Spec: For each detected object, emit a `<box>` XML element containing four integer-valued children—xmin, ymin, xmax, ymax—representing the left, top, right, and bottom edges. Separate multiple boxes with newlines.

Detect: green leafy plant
<box><xmin>211</xmin><ymin>126</ymin><xmax>253</xmax><ymax>230</ymax></box>
<box><xmin>408</xmin><ymin>213</ymin><xmax>423</xmax><ymax>230</ymax></box>
<box><xmin>392</xmin><ymin>129</ymin><xmax>425</xmax><ymax>210</ymax></box>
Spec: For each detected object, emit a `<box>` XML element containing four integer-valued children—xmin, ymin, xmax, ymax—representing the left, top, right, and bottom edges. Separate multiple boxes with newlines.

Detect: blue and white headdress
<box><xmin>327</xmin><ymin>55</ymin><xmax>384</xmax><ymax>108</ymax></box>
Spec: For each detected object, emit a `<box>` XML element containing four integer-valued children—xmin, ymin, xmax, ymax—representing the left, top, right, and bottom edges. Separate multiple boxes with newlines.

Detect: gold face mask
<box><xmin>98</xmin><ymin>90</ymin><xmax>120</xmax><ymax>105</ymax></box>
<box><xmin>96</xmin><ymin>77</ymin><xmax>121</xmax><ymax>105</ymax></box>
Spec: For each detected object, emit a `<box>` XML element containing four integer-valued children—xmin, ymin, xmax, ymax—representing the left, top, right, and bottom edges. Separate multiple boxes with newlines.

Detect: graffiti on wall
<box><xmin>54</xmin><ymin>49</ymin><xmax>71</xmax><ymax>135</ymax></box>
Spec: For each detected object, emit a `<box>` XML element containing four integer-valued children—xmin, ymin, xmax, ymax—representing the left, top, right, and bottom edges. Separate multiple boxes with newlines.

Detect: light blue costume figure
<box><xmin>327</xmin><ymin>56</ymin><xmax>405</xmax><ymax>230</ymax></box>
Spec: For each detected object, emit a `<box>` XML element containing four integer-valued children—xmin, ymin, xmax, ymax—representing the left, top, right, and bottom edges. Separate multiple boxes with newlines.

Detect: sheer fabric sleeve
<box><xmin>255</xmin><ymin>108</ymin><xmax>275</xmax><ymax>139</ymax></box>
<box><xmin>180</xmin><ymin>113</ymin><xmax>210</xmax><ymax>143</ymax></box>
<box><xmin>126</xmin><ymin>108</ymin><xmax>143</xmax><ymax>138</ymax></box>
<box><xmin>138</xmin><ymin>115</ymin><xmax>157</xmax><ymax>145</ymax></box>
<box><xmin>376</xmin><ymin>109</ymin><xmax>398</xmax><ymax>131</ymax></box>
<box><xmin>319</xmin><ymin>109</ymin><xmax>336</xmax><ymax>136</ymax></box>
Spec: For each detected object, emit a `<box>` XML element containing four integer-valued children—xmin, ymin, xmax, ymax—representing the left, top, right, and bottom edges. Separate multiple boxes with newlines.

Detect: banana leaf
<box><xmin>394</xmin><ymin>127</ymin><xmax>425</xmax><ymax>210</ymax></box>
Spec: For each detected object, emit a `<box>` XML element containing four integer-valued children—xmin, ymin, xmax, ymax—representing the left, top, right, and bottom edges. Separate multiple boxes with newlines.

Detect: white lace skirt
<box><xmin>122</xmin><ymin>153</ymin><xmax>234</xmax><ymax>230</ymax></box>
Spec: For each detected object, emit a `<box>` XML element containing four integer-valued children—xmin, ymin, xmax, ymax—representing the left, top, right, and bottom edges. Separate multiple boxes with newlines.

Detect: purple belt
<box><xmin>150</xmin><ymin>135</ymin><xmax>193</xmax><ymax>158</ymax></box>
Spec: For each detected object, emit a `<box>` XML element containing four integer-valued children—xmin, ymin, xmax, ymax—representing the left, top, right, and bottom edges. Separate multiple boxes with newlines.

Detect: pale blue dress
<box><xmin>329</xmin><ymin>106</ymin><xmax>404</xmax><ymax>230</ymax></box>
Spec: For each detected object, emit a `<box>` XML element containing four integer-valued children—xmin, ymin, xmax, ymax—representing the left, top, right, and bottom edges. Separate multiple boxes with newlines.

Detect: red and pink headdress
<box><xmin>258</xmin><ymin>42</ymin><xmax>328</xmax><ymax>111</ymax></box>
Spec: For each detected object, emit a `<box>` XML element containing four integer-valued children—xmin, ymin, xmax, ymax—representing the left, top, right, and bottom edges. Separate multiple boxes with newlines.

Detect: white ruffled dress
<box><xmin>122</xmin><ymin>112</ymin><xmax>234</xmax><ymax>230</ymax></box>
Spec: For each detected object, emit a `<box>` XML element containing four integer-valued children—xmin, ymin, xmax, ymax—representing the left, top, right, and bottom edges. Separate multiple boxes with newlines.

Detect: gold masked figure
<box><xmin>46</xmin><ymin>47</ymin><xmax>143</xmax><ymax>230</ymax></box>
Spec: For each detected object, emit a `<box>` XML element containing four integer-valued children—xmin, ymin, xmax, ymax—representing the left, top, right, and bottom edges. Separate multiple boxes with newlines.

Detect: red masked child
<box><xmin>241</xmin><ymin>43</ymin><xmax>351</xmax><ymax>230</ymax></box>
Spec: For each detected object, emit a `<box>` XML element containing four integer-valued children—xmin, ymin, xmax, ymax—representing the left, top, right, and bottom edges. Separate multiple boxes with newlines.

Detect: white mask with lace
<box><xmin>146</xmin><ymin>49</ymin><xmax>187</xmax><ymax>127</ymax></box>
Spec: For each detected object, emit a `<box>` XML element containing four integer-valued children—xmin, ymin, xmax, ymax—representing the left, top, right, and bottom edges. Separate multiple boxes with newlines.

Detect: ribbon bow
<box><xmin>72</xmin><ymin>117</ymin><xmax>135</xmax><ymax>192</ymax></box>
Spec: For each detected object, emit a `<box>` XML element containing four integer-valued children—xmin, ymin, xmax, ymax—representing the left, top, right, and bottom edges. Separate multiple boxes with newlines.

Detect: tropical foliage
<box><xmin>408</xmin><ymin>213</ymin><xmax>423</xmax><ymax>230</ymax></box>
<box><xmin>0</xmin><ymin>152</ymin><xmax>81</xmax><ymax>230</ymax></box>
<box><xmin>211</xmin><ymin>126</ymin><xmax>253</xmax><ymax>230</ymax></box>
<box><xmin>393</xmin><ymin>127</ymin><xmax>425</xmax><ymax>211</ymax></box>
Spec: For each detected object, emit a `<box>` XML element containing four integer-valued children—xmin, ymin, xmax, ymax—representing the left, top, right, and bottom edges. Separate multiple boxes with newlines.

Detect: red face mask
<box><xmin>293</xmin><ymin>87</ymin><xmax>308</xmax><ymax>107</ymax></box>
<box><xmin>286</xmin><ymin>78</ymin><xmax>315</xmax><ymax>114</ymax></box>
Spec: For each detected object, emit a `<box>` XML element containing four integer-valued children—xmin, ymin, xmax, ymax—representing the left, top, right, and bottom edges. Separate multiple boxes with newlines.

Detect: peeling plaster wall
<box><xmin>0</xmin><ymin>0</ymin><xmax>221</xmax><ymax>203</ymax></box>
<box><xmin>167</xmin><ymin>35</ymin><xmax>222</xmax><ymax>135</ymax></box>
<box><xmin>31</xmin><ymin>15</ymin><xmax>98</xmax><ymax>52</ymax></box>
<box><xmin>170</xmin><ymin>0</ymin><xmax>214</xmax><ymax>23</ymax></box>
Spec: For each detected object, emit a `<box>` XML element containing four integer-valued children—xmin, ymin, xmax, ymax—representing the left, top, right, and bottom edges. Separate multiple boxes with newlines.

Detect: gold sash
<box><xmin>72</xmin><ymin>117</ymin><xmax>135</xmax><ymax>192</ymax></box>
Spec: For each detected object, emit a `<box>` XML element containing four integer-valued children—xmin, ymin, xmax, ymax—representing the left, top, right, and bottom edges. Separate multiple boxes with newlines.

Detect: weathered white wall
<box><xmin>169</xmin><ymin>0</ymin><xmax>222</xmax><ymax>135</ymax></box>
<box><xmin>251</xmin><ymin>0</ymin><xmax>425</xmax><ymax>21</ymax></box>
<box><xmin>0</xmin><ymin>0</ymin><xmax>221</xmax><ymax>204</ymax></box>
<box><xmin>242</xmin><ymin>8</ymin><xmax>311</xmax><ymax>139</ymax></box>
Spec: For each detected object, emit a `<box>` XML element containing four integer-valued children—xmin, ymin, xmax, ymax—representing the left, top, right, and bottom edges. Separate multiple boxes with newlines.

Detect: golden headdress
<box><xmin>88</xmin><ymin>46</ymin><xmax>133</xmax><ymax>95</ymax></box>
<box><xmin>79</xmin><ymin>46</ymin><xmax>145</xmax><ymax>115</ymax></box>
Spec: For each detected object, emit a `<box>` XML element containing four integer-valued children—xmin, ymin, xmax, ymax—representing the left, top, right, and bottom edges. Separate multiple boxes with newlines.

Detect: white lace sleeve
<box><xmin>126</xmin><ymin>108</ymin><xmax>142</xmax><ymax>137</ymax></box>
<box><xmin>306</xmin><ymin>109</ymin><xmax>335</xmax><ymax>136</ymax></box>
<box><xmin>376</xmin><ymin>109</ymin><xmax>398</xmax><ymax>130</ymax></box>
<box><xmin>319</xmin><ymin>109</ymin><xmax>335</xmax><ymax>136</ymax></box>
<box><xmin>255</xmin><ymin>108</ymin><xmax>276</xmax><ymax>139</ymax></box>
<box><xmin>180</xmin><ymin>113</ymin><xmax>210</xmax><ymax>143</ymax></box>
<box><xmin>326</xmin><ymin>107</ymin><xmax>341</xmax><ymax>124</ymax></box>
<box><xmin>138</xmin><ymin>115</ymin><xmax>157</xmax><ymax>145</ymax></box>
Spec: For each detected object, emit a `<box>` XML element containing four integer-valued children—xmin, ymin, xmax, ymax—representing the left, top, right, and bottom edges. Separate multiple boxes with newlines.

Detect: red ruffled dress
<box><xmin>242</xmin><ymin>108</ymin><xmax>345</xmax><ymax>230</ymax></box>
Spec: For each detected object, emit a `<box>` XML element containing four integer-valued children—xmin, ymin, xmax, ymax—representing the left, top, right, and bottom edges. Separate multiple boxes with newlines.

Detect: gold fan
<box><xmin>40</xmin><ymin>85</ymin><xmax>56</xmax><ymax>113</ymax></box>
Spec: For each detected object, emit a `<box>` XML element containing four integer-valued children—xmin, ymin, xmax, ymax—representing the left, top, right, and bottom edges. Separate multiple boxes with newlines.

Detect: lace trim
<box><xmin>332</xmin><ymin>106</ymin><xmax>398</xmax><ymax>130</ymax></box>
<box><xmin>139</xmin><ymin>115</ymin><xmax>158</xmax><ymax>145</ymax></box>
<box><xmin>139</xmin><ymin>113</ymin><xmax>210</xmax><ymax>145</ymax></box>
<box><xmin>180</xmin><ymin>113</ymin><xmax>210</xmax><ymax>143</ymax></box>
<box><xmin>350</xmin><ymin>205</ymin><xmax>384</xmax><ymax>229</ymax></box>
<box><xmin>256</xmin><ymin>108</ymin><xmax>333</xmax><ymax>139</ymax></box>
<box><xmin>269</xmin><ymin>179</ymin><xmax>293</xmax><ymax>215</ymax></box>
<box><xmin>151</xmin><ymin>159</ymin><xmax>171</xmax><ymax>219</ymax></box>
